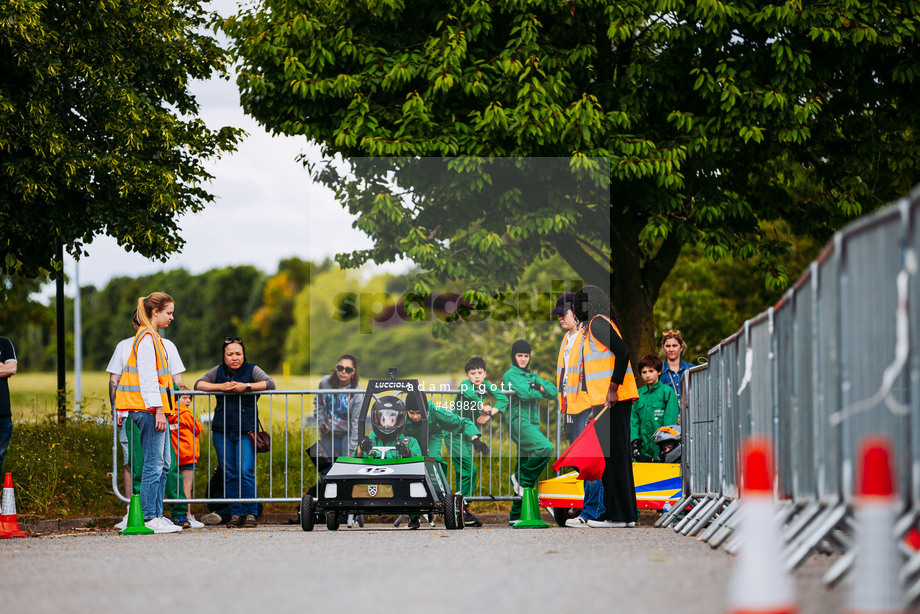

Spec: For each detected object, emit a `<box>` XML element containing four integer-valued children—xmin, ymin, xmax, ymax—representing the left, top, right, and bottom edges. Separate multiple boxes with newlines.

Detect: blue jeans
<box><xmin>573</xmin><ymin>411</ymin><xmax>605</xmax><ymax>521</ymax></box>
<box><xmin>212</xmin><ymin>431</ymin><xmax>257</xmax><ymax>517</ymax></box>
<box><xmin>0</xmin><ymin>416</ymin><xmax>12</xmax><ymax>475</ymax></box>
<box><xmin>130</xmin><ymin>411</ymin><xmax>171</xmax><ymax>520</ymax></box>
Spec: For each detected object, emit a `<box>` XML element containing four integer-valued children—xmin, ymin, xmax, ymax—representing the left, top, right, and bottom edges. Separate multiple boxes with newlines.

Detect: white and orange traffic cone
<box><xmin>726</xmin><ymin>437</ymin><xmax>796</xmax><ymax>614</ymax></box>
<box><xmin>847</xmin><ymin>437</ymin><xmax>906</xmax><ymax>614</ymax></box>
<box><xmin>1</xmin><ymin>472</ymin><xmax>27</xmax><ymax>538</ymax></box>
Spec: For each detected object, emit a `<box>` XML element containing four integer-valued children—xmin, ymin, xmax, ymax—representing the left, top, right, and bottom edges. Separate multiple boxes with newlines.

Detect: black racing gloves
<box><xmin>359</xmin><ymin>436</ymin><xmax>373</xmax><ymax>454</ymax></box>
<box><xmin>395</xmin><ymin>441</ymin><xmax>411</xmax><ymax>457</ymax></box>
<box><xmin>472</xmin><ymin>437</ymin><xmax>490</xmax><ymax>455</ymax></box>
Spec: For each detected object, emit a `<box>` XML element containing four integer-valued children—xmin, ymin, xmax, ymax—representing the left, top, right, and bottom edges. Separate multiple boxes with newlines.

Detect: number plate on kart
<box><xmin>353</xmin><ymin>484</ymin><xmax>394</xmax><ymax>498</ymax></box>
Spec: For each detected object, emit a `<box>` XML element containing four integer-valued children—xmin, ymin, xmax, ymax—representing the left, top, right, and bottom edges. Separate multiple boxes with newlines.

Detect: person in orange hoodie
<box><xmin>168</xmin><ymin>388</ymin><xmax>203</xmax><ymax>528</ymax></box>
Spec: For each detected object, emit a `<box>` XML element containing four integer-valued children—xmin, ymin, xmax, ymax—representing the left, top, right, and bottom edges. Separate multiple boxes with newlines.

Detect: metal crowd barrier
<box><xmin>112</xmin><ymin>388</ymin><xmax>563</xmax><ymax>512</ymax></box>
<box><xmin>657</xmin><ymin>184</ymin><xmax>920</xmax><ymax>604</ymax></box>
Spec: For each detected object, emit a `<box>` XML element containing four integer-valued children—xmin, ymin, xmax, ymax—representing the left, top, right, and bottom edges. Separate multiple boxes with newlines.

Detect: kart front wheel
<box><xmin>553</xmin><ymin>506</ymin><xmax>580</xmax><ymax>527</ymax></box>
<box><xmin>300</xmin><ymin>495</ymin><xmax>316</xmax><ymax>532</ymax></box>
<box><xmin>326</xmin><ymin>511</ymin><xmax>340</xmax><ymax>531</ymax></box>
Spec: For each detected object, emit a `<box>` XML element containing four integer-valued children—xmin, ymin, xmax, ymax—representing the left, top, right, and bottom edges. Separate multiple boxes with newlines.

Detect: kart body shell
<box><xmin>538</xmin><ymin>463</ymin><xmax>682</xmax><ymax>526</ymax></box>
<box><xmin>300</xmin><ymin>377</ymin><xmax>465</xmax><ymax>531</ymax></box>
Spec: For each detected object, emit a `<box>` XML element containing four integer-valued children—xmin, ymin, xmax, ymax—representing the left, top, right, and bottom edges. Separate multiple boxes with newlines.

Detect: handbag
<box><xmin>247</xmin><ymin>417</ymin><xmax>271</xmax><ymax>453</ymax></box>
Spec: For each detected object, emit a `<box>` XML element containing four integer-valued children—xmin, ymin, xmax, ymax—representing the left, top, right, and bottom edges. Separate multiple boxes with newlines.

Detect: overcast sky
<box><xmin>51</xmin><ymin>0</ymin><xmax>402</xmax><ymax>298</ymax></box>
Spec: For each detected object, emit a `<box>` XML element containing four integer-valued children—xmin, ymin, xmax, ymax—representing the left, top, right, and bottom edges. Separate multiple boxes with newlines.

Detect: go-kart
<box><xmin>538</xmin><ymin>462</ymin><xmax>682</xmax><ymax>526</ymax></box>
<box><xmin>300</xmin><ymin>376</ymin><xmax>464</xmax><ymax>531</ymax></box>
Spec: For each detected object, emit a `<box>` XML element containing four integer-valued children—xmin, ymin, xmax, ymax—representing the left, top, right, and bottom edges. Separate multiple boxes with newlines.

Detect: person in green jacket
<box><xmin>356</xmin><ymin>397</ymin><xmax>422</xmax><ymax>459</ymax></box>
<box><xmin>631</xmin><ymin>355</ymin><xmax>679</xmax><ymax>461</ymax></box>
<box><xmin>403</xmin><ymin>393</ymin><xmax>490</xmax><ymax>529</ymax></box>
<box><xmin>502</xmin><ymin>339</ymin><xmax>557</xmax><ymax>525</ymax></box>
<box><xmin>454</xmin><ymin>356</ymin><xmax>508</xmax><ymax>526</ymax></box>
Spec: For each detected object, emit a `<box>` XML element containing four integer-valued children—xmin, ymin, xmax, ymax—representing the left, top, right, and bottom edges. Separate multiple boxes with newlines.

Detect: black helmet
<box><xmin>371</xmin><ymin>396</ymin><xmax>407</xmax><ymax>442</ymax></box>
<box><xmin>653</xmin><ymin>425</ymin><xmax>682</xmax><ymax>463</ymax></box>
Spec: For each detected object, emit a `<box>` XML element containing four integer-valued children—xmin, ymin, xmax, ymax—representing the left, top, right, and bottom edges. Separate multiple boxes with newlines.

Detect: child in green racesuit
<box><xmin>455</xmin><ymin>356</ymin><xmax>508</xmax><ymax>526</ymax></box>
<box><xmin>502</xmin><ymin>339</ymin><xmax>556</xmax><ymax>525</ymax></box>
<box><xmin>631</xmin><ymin>354</ymin><xmax>679</xmax><ymax>461</ymax></box>
<box><xmin>356</xmin><ymin>396</ymin><xmax>422</xmax><ymax>459</ymax></box>
<box><xmin>403</xmin><ymin>393</ymin><xmax>489</xmax><ymax>529</ymax></box>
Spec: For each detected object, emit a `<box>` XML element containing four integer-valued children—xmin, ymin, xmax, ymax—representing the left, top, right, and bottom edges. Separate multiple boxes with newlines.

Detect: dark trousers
<box><xmin>593</xmin><ymin>401</ymin><xmax>638</xmax><ymax>523</ymax></box>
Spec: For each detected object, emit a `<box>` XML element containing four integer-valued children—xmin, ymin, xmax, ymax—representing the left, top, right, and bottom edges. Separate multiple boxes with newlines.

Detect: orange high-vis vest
<box><xmin>168</xmin><ymin>404</ymin><xmax>202</xmax><ymax>465</ymax></box>
<box><xmin>557</xmin><ymin>315</ymin><xmax>638</xmax><ymax>414</ymax></box>
<box><xmin>114</xmin><ymin>327</ymin><xmax>175</xmax><ymax>414</ymax></box>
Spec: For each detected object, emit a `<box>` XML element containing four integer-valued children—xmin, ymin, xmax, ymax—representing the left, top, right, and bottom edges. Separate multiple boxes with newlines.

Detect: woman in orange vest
<box><xmin>115</xmin><ymin>292</ymin><xmax>182</xmax><ymax>534</ymax></box>
<box><xmin>568</xmin><ymin>285</ymin><xmax>639</xmax><ymax>527</ymax></box>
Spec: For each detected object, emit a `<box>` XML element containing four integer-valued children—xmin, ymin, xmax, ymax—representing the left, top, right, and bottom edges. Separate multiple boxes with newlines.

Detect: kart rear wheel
<box><xmin>326</xmin><ymin>511</ymin><xmax>340</xmax><ymax>531</ymax></box>
<box><xmin>442</xmin><ymin>493</ymin><xmax>464</xmax><ymax>530</ymax></box>
<box><xmin>300</xmin><ymin>495</ymin><xmax>316</xmax><ymax>532</ymax></box>
<box><xmin>442</xmin><ymin>495</ymin><xmax>456</xmax><ymax>529</ymax></box>
<box><xmin>553</xmin><ymin>506</ymin><xmax>580</xmax><ymax>527</ymax></box>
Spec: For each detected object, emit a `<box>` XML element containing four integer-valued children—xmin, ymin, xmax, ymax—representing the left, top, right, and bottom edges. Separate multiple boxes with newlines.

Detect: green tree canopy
<box><xmin>0</xmin><ymin>0</ymin><xmax>243</xmax><ymax>281</ymax></box>
<box><xmin>227</xmin><ymin>0</ymin><xmax>919</xmax><ymax>355</ymax></box>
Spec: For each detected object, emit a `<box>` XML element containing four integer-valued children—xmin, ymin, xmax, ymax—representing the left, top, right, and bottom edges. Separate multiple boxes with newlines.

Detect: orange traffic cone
<box><xmin>847</xmin><ymin>437</ymin><xmax>907</xmax><ymax>614</ymax></box>
<box><xmin>1</xmin><ymin>472</ymin><xmax>27</xmax><ymax>538</ymax></box>
<box><xmin>726</xmin><ymin>437</ymin><xmax>796</xmax><ymax>614</ymax></box>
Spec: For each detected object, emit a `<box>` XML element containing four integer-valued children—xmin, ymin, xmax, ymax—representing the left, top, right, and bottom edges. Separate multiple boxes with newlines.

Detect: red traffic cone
<box><xmin>1</xmin><ymin>473</ymin><xmax>27</xmax><ymax>538</ymax></box>
<box><xmin>726</xmin><ymin>437</ymin><xmax>796</xmax><ymax>614</ymax></box>
<box><xmin>847</xmin><ymin>437</ymin><xmax>907</xmax><ymax>614</ymax></box>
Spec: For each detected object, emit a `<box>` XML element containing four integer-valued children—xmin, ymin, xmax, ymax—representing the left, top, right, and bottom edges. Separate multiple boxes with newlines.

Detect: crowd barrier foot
<box><xmin>673</xmin><ymin>494</ymin><xmax>714</xmax><ymax>533</ymax></box>
<box><xmin>782</xmin><ymin>500</ymin><xmax>823</xmax><ymax>543</ymax></box>
<box><xmin>699</xmin><ymin>498</ymin><xmax>740</xmax><ymax>544</ymax></box>
<box><xmin>684</xmin><ymin>495</ymin><xmax>727</xmax><ymax>537</ymax></box>
<box><xmin>782</xmin><ymin>502</ymin><xmax>849</xmax><ymax>572</ymax></box>
<box><xmin>708</xmin><ymin>517</ymin><xmax>738</xmax><ymax>550</ymax></box>
<box><xmin>655</xmin><ymin>493</ymin><xmax>693</xmax><ymax>528</ymax></box>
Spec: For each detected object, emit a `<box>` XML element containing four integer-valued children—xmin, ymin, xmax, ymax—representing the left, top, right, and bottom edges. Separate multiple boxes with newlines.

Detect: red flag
<box><xmin>553</xmin><ymin>419</ymin><xmax>605</xmax><ymax>481</ymax></box>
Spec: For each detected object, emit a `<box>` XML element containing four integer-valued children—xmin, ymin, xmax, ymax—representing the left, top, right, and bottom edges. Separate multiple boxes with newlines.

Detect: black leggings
<box><xmin>593</xmin><ymin>401</ymin><xmax>638</xmax><ymax>523</ymax></box>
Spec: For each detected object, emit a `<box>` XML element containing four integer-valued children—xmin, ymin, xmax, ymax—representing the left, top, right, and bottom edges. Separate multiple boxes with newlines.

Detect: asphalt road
<box><xmin>4</xmin><ymin>522</ymin><xmax>845</xmax><ymax>614</ymax></box>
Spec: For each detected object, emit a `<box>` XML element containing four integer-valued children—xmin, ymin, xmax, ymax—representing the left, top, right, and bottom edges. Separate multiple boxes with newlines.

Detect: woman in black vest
<box><xmin>195</xmin><ymin>337</ymin><xmax>275</xmax><ymax>528</ymax></box>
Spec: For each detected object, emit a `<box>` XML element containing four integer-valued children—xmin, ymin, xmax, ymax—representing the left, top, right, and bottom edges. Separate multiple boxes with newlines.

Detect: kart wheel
<box><xmin>326</xmin><ymin>511</ymin><xmax>340</xmax><ymax>531</ymax></box>
<box><xmin>300</xmin><ymin>495</ymin><xmax>316</xmax><ymax>532</ymax></box>
<box><xmin>356</xmin><ymin>514</ymin><xmax>365</xmax><ymax>528</ymax></box>
<box><xmin>553</xmin><ymin>506</ymin><xmax>580</xmax><ymax>527</ymax></box>
<box><xmin>453</xmin><ymin>494</ymin><xmax>465</xmax><ymax>530</ymax></box>
<box><xmin>442</xmin><ymin>494</ymin><xmax>458</xmax><ymax>530</ymax></box>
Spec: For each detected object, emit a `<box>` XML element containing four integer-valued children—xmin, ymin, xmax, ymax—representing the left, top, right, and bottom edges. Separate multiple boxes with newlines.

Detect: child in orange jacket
<box><xmin>168</xmin><ymin>391</ymin><xmax>203</xmax><ymax>524</ymax></box>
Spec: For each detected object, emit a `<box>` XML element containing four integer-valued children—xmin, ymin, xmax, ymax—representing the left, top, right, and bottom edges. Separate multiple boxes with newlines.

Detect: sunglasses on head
<box><xmin>224</xmin><ymin>337</ymin><xmax>242</xmax><ymax>344</ymax></box>
<box><xmin>336</xmin><ymin>364</ymin><xmax>355</xmax><ymax>374</ymax></box>
<box><xmin>662</xmin><ymin>330</ymin><xmax>681</xmax><ymax>337</ymax></box>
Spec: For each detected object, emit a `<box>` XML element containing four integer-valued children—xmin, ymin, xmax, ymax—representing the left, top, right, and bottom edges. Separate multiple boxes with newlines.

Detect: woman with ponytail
<box><xmin>115</xmin><ymin>292</ymin><xmax>182</xmax><ymax>534</ymax></box>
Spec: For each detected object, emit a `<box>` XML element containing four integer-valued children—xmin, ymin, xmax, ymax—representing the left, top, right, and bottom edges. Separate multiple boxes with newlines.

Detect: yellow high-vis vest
<box><xmin>557</xmin><ymin>315</ymin><xmax>638</xmax><ymax>414</ymax></box>
<box><xmin>114</xmin><ymin>327</ymin><xmax>175</xmax><ymax>414</ymax></box>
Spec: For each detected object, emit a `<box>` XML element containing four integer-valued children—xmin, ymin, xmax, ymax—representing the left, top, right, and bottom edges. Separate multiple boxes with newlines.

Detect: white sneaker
<box><xmin>145</xmin><ymin>516</ymin><xmax>182</xmax><ymax>534</ymax></box>
<box><xmin>187</xmin><ymin>514</ymin><xmax>204</xmax><ymax>529</ymax></box>
<box><xmin>565</xmin><ymin>516</ymin><xmax>592</xmax><ymax>528</ymax></box>
<box><xmin>114</xmin><ymin>513</ymin><xmax>129</xmax><ymax>531</ymax></box>
<box><xmin>510</xmin><ymin>474</ymin><xmax>523</xmax><ymax>496</ymax></box>
<box><xmin>586</xmin><ymin>519</ymin><xmax>636</xmax><ymax>528</ymax></box>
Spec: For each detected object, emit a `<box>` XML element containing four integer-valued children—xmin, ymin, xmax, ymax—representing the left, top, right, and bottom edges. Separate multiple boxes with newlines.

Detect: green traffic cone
<box><xmin>120</xmin><ymin>494</ymin><xmax>153</xmax><ymax>535</ymax></box>
<box><xmin>513</xmin><ymin>487</ymin><xmax>550</xmax><ymax>529</ymax></box>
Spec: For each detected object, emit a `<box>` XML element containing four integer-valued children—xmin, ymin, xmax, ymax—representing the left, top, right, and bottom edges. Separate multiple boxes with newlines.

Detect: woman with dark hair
<box><xmin>562</xmin><ymin>285</ymin><xmax>640</xmax><ymax>527</ymax></box>
<box><xmin>195</xmin><ymin>337</ymin><xmax>275</xmax><ymax>528</ymax></box>
<box><xmin>314</xmin><ymin>354</ymin><xmax>364</xmax><ymax>459</ymax></box>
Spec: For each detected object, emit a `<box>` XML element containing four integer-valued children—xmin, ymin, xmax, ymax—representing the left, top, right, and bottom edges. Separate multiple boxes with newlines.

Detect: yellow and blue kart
<box><xmin>538</xmin><ymin>462</ymin><xmax>681</xmax><ymax>526</ymax></box>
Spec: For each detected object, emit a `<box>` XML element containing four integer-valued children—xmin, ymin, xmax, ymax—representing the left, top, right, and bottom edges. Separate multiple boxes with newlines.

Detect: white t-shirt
<box><xmin>106</xmin><ymin>336</ymin><xmax>185</xmax><ymax>376</ymax></box>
